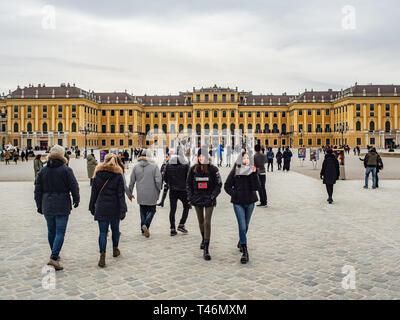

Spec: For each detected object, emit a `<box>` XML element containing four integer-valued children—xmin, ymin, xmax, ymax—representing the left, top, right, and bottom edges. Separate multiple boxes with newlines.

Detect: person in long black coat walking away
<box><xmin>186</xmin><ymin>147</ymin><xmax>222</xmax><ymax>261</ymax></box>
<box><xmin>224</xmin><ymin>151</ymin><xmax>261</xmax><ymax>264</ymax></box>
<box><xmin>276</xmin><ymin>148</ymin><xmax>283</xmax><ymax>170</ymax></box>
<box><xmin>34</xmin><ymin>145</ymin><xmax>80</xmax><ymax>270</ymax></box>
<box><xmin>320</xmin><ymin>148</ymin><xmax>340</xmax><ymax>204</ymax></box>
<box><xmin>89</xmin><ymin>153</ymin><xmax>127</xmax><ymax>268</ymax></box>
<box><xmin>282</xmin><ymin>147</ymin><xmax>293</xmax><ymax>171</ymax></box>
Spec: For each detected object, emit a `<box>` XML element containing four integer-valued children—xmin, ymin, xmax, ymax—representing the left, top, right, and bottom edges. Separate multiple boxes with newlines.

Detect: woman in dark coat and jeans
<box><xmin>89</xmin><ymin>153</ymin><xmax>127</xmax><ymax>268</ymax></box>
<box><xmin>34</xmin><ymin>145</ymin><xmax>80</xmax><ymax>271</ymax></box>
<box><xmin>224</xmin><ymin>151</ymin><xmax>260</xmax><ymax>264</ymax></box>
<box><xmin>320</xmin><ymin>148</ymin><xmax>340</xmax><ymax>204</ymax></box>
<box><xmin>187</xmin><ymin>147</ymin><xmax>222</xmax><ymax>261</ymax></box>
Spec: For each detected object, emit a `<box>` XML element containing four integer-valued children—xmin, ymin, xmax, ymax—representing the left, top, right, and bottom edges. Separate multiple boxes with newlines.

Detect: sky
<box><xmin>0</xmin><ymin>0</ymin><xmax>399</xmax><ymax>96</ymax></box>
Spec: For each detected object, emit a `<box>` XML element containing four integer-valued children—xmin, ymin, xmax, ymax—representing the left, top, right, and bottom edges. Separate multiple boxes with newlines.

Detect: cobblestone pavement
<box><xmin>1</xmin><ymin>165</ymin><xmax>400</xmax><ymax>300</ymax></box>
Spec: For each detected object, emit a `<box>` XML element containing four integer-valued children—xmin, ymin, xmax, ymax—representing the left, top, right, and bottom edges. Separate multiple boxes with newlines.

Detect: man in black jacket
<box><xmin>34</xmin><ymin>145</ymin><xmax>80</xmax><ymax>270</ymax></box>
<box><xmin>164</xmin><ymin>153</ymin><xmax>190</xmax><ymax>236</ymax></box>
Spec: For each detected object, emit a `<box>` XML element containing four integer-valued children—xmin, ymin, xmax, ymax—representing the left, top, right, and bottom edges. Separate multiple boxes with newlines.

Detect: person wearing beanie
<box><xmin>224</xmin><ymin>151</ymin><xmax>260</xmax><ymax>264</ymax></box>
<box><xmin>320</xmin><ymin>148</ymin><xmax>340</xmax><ymax>204</ymax></box>
<box><xmin>34</xmin><ymin>144</ymin><xmax>80</xmax><ymax>271</ymax></box>
<box><xmin>129</xmin><ymin>149</ymin><xmax>162</xmax><ymax>238</ymax></box>
<box><xmin>186</xmin><ymin>146</ymin><xmax>222</xmax><ymax>261</ymax></box>
<box><xmin>89</xmin><ymin>153</ymin><xmax>127</xmax><ymax>268</ymax></box>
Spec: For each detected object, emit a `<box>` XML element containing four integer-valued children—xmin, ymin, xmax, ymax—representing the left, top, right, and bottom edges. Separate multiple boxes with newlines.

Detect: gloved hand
<box><xmin>73</xmin><ymin>202</ymin><xmax>79</xmax><ymax>208</ymax></box>
<box><xmin>37</xmin><ymin>208</ymin><xmax>42</xmax><ymax>214</ymax></box>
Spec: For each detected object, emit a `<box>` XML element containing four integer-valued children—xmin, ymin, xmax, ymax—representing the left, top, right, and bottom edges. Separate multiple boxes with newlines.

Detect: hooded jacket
<box><xmin>89</xmin><ymin>160</ymin><xmax>127</xmax><ymax>221</ymax></box>
<box><xmin>129</xmin><ymin>150</ymin><xmax>162</xmax><ymax>205</ymax></box>
<box><xmin>164</xmin><ymin>155</ymin><xmax>190</xmax><ymax>192</ymax></box>
<box><xmin>320</xmin><ymin>153</ymin><xmax>340</xmax><ymax>185</ymax></box>
<box><xmin>34</xmin><ymin>153</ymin><xmax>80</xmax><ymax>216</ymax></box>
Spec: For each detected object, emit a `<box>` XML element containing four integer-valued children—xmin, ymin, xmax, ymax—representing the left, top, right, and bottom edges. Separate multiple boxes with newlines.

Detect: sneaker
<box><xmin>170</xmin><ymin>229</ymin><xmax>177</xmax><ymax>236</ymax></box>
<box><xmin>142</xmin><ymin>225</ymin><xmax>150</xmax><ymax>238</ymax></box>
<box><xmin>177</xmin><ymin>225</ymin><xmax>188</xmax><ymax>234</ymax></box>
<box><xmin>47</xmin><ymin>259</ymin><xmax>64</xmax><ymax>271</ymax></box>
<box><xmin>113</xmin><ymin>247</ymin><xmax>120</xmax><ymax>257</ymax></box>
<box><xmin>372</xmin><ymin>186</ymin><xmax>377</xmax><ymax>189</ymax></box>
<box><xmin>257</xmin><ymin>204</ymin><xmax>268</xmax><ymax>208</ymax></box>
<box><xmin>363</xmin><ymin>186</ymin><xmax>368</xmax><ymax>189</ymax></box>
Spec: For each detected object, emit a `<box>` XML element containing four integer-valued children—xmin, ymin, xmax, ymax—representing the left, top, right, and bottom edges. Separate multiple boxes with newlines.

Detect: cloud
<box><xmin>0</xmin><ymin>0</ymin><xmax>399</xmax><ymax>95</ymax></box>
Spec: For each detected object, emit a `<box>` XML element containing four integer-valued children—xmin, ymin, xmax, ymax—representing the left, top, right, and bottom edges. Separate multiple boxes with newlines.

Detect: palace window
<box><xmin>42</xmin><ymin>122</ymin><xmax>48</xmax><ymax>132</ymax></box>
<box><xmin>111</xmin><ymin>110</ymin><xmax>115</xmax><ymax>116</ymax></box>
<box><xmin>213</xmin><ymin>94</ymin><xmax>217</xmax><ymax>102</ymax></box>
<box><xmin>110</xmin><ymin>139</ymin><xmax>115</xmax><ymax>146</ymax></box>
<box><xmin>231</xmin><ymin>110</ymin><xmax>235</xmax><ymax>118</ymax></box>
<box><xmin>197</xmin><ymin>111</ymin><xmax>200</xmax><ymax>118</ymax></box>
<box><xmin>386</xmin><ymin>104</ymin><xmax>390</xmax><ymax>111</ymax></box>
<box><xmin>72</xmin><ymin>105</ymin><xmax>76</xmax><ymax>112</ymax></box>
<box><xmin>307</xmin><ymin>124</ymin><xmax>312</xmax><ymax>132</ymax></box>
<box><xmin>222</xmin><ymin>94</ymin><xmax>226</xmax><ymax>102</ymax></box>
<box><xmin>370</xmin><ymin>112</ymin><xmax>374</xmax><ymax>117</ymax></box>
<box><xmin>325</xmin><ymin>109</ymin><xmax>330</xmax><ymax>115</ymax></box>
<box><xmin>58</xmin><ymin>122</ymin><xmax>63</xmax><ymax>132</ymax></box>
<box><xmin>27</xmin><ymin>122</ymin><xmax>32</xmax><ymax>132</ymax></box>
<box><xmin>370</xmin><ymin>104</ymin><xmax>374</xmax><ymax>111</ymax></box>
<box><xmin>308</xmin><ymin>139</ymin><xmax>312</xmax><ymax>145</ymax></box>
<box><xmin>356</xmin><ymin>112</ymin><xmax>361</xmax><ymax>117</ymax></box>
<box><xmin>213</xmin><ymin>110</ymin><xmax>217</xmax><ymax>118</ymax></box>
<box><xmin>146</xmin><ymin>112</ymin><xmax>149</xmax><ymax>118</ymax></box>
<box><xmin>205</xmin><ymin>94</ymin><xmax>209</xmax><ymax>102</ymax></box>
<box><xmin>369</xmin><ymin>121</ymin><xmax>375</xmax><ymax>131</ymax></box>
<box><xmin>385</xmin><ymin>121</ymin><xmax>391</xmax><ymax>132</ymax></box>
<box><xmin>222</xmin><ymin>110</ymin><xmax>226</xmax><ymax>118</ymax></box>
<box><xmin>120</xmin><ymin>110</ymin><xmax>124</xmax><ymax>116</ymax></box>
<box><xmin>356</xmin><ymin>104</ymin><xmax>361</xmax><ymax>111</ymax></box>
<box><xmin>307</xmin><ymin>109</ymin><xmax>312</xmax><ymax>116</ymax></box>
<box><xmin>71</xmin><ymin>122</ymin><xmax>77</xmax><ymax>132</ymax></box>
<box><xmin>120</xmin><ymin>125</ymin><xmax>124</xmax><ymax>133</ymax></box>
<box><xmin>265</xmin><ymin>112</ymin><xmax>268</xmax><ymax>117</ymax></box>
<box><xmin>188</xmin><ymin>112</ymin><xmax>192</xmax><ymax>118</ymax></box>
<box><xmin>43</xmin><ymin>105</ymin><xmax>47</xmax><ymax>113</ymax></box>
<box><xmin>171</xmin><ymin>112</ymin><xmax>175</xmax><ymax>118</ymax></box>
<box><xmin>102</xmin><ymin>125</ymin><xmax>106</xmax><ymax>133</ymax></box>
<box><xmin>58</xmin><ymin>105</ymin><xmax>62</xmax><ymax>112</ymax></box>
<box><xmin>111</xmin><ymin>125</ymin><xmax>115</xmax><ymax>133</ymax></box>
<box><xmin>248</xmin><ymin>112</ymin><xmax>251</xmax><ymax>118</ymax></box>
<box><xmin>102</xmin><ymin>110</ymin><xmax>106</xmax><ymax>116</ymax></box>
<box><xmin>240</xmin><ymin>112</ymin><xmax>243</xmax><ymax>118</ymax></box>
<box><xmin>14</xmin><ymin>105</ymin><xmax>18</xmax><ymax>112</ymax></box>
<box><xmin>205</xmin><ymin>111</ymin><xmax>209</xmax><ymax>118</ymax></box>
<box><xmin>298</xmin><ymin>109</ymin><xmax>303</xmax><ymax>116</ymax></box>
<box><xmin>129</xmin><ymin>110</ymin><xmax>133</xmax><ymax>116</ymax></box>
<box><xmin>180</xmin><ymin>112</ymin><xmax>183</xmax><ymax>118</ymax></box>
<box><xmin>317</xmin><ymin>109</ymin><xmax>320</xmax><ymax>116</ymax></box>
<box><xmin>120</xmin><ymin>139</ymin><xmax>124</xmax><ymax>146</ymax></box>
<box><xmin>163</xmin><ymin>112</ymin><xmax>166</xmax><ymax>118</ymax></box>
<box><xmin>196</xmin><ymin>94</ymin><xmax>200</xmax><ymax>102</ymax></box>
<box><xmin>231</xmin><ymin>94</ymin><xmax>235</xmax><ymax>102</ymax></box>
<box><xmin>282</xmin><ymin>112</ymin><xmax>286</xmax><ymax>117</ymax></box>
<box><xmin>386</xmin><ymin>112</ymin><xmax>390</xmax><ymax>117</ymax></box>
<box><xmin>27</xmin><ymin>105</ymin><xmax>32</xmax><ymax>113</ymax></box>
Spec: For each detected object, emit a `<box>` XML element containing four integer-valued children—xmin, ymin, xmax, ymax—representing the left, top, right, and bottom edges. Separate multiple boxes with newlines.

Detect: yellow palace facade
<box><xmin>0</xmin><ymin>83</ymin><xmax>399</xmax><ymax>150</ymax></box>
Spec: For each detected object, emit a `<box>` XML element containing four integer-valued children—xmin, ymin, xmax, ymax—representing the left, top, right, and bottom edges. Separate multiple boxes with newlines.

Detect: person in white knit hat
<box><xmin>34</xmin><ymin>144</ymin><xmax>80</xmax><ymax>271</ymax></box>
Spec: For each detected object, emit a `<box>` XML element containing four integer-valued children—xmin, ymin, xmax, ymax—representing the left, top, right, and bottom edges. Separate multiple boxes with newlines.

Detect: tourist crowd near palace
<box><xmin>1</xmin><ymin>83</ymin><xmax>400</xmax><ymax>151</ymax></box>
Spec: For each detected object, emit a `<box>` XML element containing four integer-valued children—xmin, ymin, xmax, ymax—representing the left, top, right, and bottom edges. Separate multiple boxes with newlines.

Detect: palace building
<box><xmin>0</xmin><ymin>83</ymin><xmax>399</xmax><ymax>150</ymax></box>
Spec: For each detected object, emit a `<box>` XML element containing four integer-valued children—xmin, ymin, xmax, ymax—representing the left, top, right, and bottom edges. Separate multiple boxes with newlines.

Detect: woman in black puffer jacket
<box><xmin>89</xmin><ymin>153</ymin><xmax>127</xmax><ymax>268</ymax></box>
<box><xmin>224</xmin><ymin>151</ymin><xmax>260</xmax><ymax>264</ymax></box>
<box><xmin>186</xmin><ymin>147</ymin><xmax>222</xmax><ymax>261</ymax></box>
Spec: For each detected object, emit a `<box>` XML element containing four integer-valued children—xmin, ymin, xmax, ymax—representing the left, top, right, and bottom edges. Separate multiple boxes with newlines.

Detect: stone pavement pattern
<box><xmin>1</xmin><ymin>164</ymin><xmax>400</xmax><ymax>300</ymax></box>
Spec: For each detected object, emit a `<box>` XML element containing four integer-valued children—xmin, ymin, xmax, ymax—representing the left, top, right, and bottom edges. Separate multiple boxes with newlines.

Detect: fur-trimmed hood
<box><xmin>137</xmin><ymin>156</ymin><xmax>155</xmax><ymax>163</ymax></box>
<box><xmin>47</xmin><ymin>152</ymin><xmax>68</xmax><ymax>164</ymax></box>
<box><xmin>94</xmin><ymin>161</ymin><xmax>123</xmax><ymax>176</ymax></box>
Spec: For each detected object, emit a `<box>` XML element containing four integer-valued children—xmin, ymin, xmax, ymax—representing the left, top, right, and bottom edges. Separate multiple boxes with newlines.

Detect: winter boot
<box><xmin>170</xmin><ymin>228</ymin><xmax>177</xmax><ymax>236</ymax></box>
<box><xmin>113</xmin><ymin>247</ymin><xmax>120</xmax><ymax>257</ymax></box>
<box><xmin>47</xmin><ymin>259</ymin><xmax>63</xmax><ymax>271</ymax></box>
<box><xmin>200</xmin><ymin>232</ymin><xmax>205</xmax><ymax>250</ymax></box>
<box><xmin>98</xmin><ymin>252</ymin><xmax>106</xmax><ymax>268</ymax></box>
<box><xmin>203</xmin><ymin>240</ymin><xmax>211</xmax><ymax>261</ymax></box>
<box><xmin>240</xmin><ymin>244</ymin><xmax>249</xmax><ymax>264</ymax></box>
<box><xmin>237</xmin><ymin>240</ymin><xmax>242</xmax><ymax>253</ymax></box>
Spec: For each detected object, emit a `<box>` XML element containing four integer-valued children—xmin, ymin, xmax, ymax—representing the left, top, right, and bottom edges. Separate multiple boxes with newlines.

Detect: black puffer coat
<box><xmin>224</xmin><ymin>170</ymin><xmax>260</xmax><ymax>205</ymax></box>
<box><xmin>186</xmin><ymin>164</ymin><xmax>222</xmax><ymax>207</ymax></box>
<box><xmin>320</xmin><ymin>153</ymin><xmax>340</xmax><ymax>185</ymax></box>
<box><xmin>164</xmin><ymin>157</ymin><xmax>190</xmax><ymax>192</ymax></box>
<box><xmin>89</xmin><ymin>165</ymin><xmax>127</xmax><ymax>221</ymax></box>
<box><xmin>34</xmin><ymin>156</ymin><xmax>80</xmax><ymax>216</ymax></box>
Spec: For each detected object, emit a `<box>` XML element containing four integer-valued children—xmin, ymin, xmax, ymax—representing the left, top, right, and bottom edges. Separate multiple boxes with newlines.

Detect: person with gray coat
<box><xmin>128</xmin><ymin>149</ymin><xmax>162</xmax><ymax>238</ymax></box>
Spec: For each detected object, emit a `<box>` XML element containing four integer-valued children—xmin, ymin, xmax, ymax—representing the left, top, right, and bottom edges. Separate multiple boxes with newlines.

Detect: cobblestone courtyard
<box><xmin>1</xmin><ymin>156</ymin><xmax>400</xmax><ymax>300</ymax></box>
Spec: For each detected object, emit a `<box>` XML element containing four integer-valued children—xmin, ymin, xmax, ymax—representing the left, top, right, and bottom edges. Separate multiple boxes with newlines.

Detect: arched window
<box><xmin>356</xmin><ymin>121</ymin><xmax>361</xmax><ymax>131</ymax></box>
<box><xmin>264</xmin><ymin>123</ymin><xmax>270</xmax><ymax>133</ymax></box>
<box><xmin>58</xmin><ymin>122</ymin><xmax>63</xmax><ymax>132</ymax></box>
<box><xmin>196</xmin><ymin>124</ymin><xmax>201</xmax><ymax>135</ymax></box>
<box><xmin>222</xmin><ymin>123</ymin><xmax>227</xmax><ymax>134</ymax></box>
<box><xmin>256</xmin><ymin>123</ymin><xmax>261</xmax><ymax>133</ymax></box>
<box><xmin>42</xmin><ymin>122</ymin><xmax>48</xmax><ymax>132</ymax></box>
<box><xmin>272</xmin><ymin>123</ymin><xmax>278</xmax><ymax>133</ymax></box>
<box><xmin>281</xmin><ymin>123</ymin><xmax>287</xmax><ymax>134</ymax></box>
<box><xmin>179</xmin><ymin>124</ymin><xmax>184</xmax><ymax>133</ymax></box>
<box><xmin>162</xmin><ymin>124</ymin><xmax>167</xmax><ymax>134</ymax></box>
<box><xmin>170</xmin><ymin>124</ymin><xmax>176</xmax><ymax>133</ymax></box>
<box><xmin>145</xmin><ymin>124</ymin><xmax>150</xmax><ymax>134</ymax></box>
<box><xmin>71</xmin><ymin>122</ymin><xmax>77</xmax><ymax>132</ymax></box>
<box><xmin>27</xmin><ymin>122</ymin><xmax>32</xmax><ymax>132</ymax></box>
<box><xmin>13</xmin><ymin>123</ymin><xmax>18</xmax><ymax>132</ymax></box>
<box><xmin>204</xmin><ymin>123</ymin><xmax>210</xmax><ymax>133</ymax></box>
<box><xmin>213</xmin><ymin>123</ymin><xmax>218</xmax><ymax>130</ymax></box>
<box><xmin>154</xmin><ymin>123</ymin><xmax>159</xmax><ymax>133</ymax></box>
<box><xmin>230</xmin><ymin>123</ymin><xmax>235</xmax><ymax>135</ymax></box>
<box><xmin>369</xmin><ymin>121</ymin><xmax>375</xmax><ymax>132</ymax></box>
<box><xmin>239</xmin><ymin>124</ymin><xmax>244</xmax><ymax>133</ymax></box>
<box><xmin>187</xmin><ymin>124</ymin><xmax>192</xmax><ymax>133</ymax></box>
<box><xmin>385</xmin><ymin>121</ymin><xmax>391</xmax><ymax>132</ymax></box>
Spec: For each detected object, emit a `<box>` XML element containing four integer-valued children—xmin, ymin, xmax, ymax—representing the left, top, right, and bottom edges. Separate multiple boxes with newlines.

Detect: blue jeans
<box><xmin>365</xmin><ymin>167</ymin><xmax>377</xmax><ymax>188</ymax></box>
<box><xmin>140</xmin><ymin>205</ymin><xmax>156</xmax><ymax>231</ymax></box>
<box><xmin>98</xmin><ymin>220</ymin><xmax>120</xmax><ymax>253</ymax></box>
<box><xmin>44</xmin><ymin>215</ymin><xmax>69</xmax><ymax>260</ymax></box>
<box><xmin>233</xmin><ymin>203</ymin><xmax>255</xmax><ymax>245</ymax></box>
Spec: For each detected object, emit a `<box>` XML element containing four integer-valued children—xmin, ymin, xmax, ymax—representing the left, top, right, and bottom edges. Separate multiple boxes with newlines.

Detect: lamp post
<box><xmin>79</xmin><ymin>121</ymin><xmax>92</xmax><ymax>159</ymax></box>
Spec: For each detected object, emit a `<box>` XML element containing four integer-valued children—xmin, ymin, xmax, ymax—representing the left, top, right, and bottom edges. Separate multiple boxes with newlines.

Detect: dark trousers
<box><xmin>326</xmin><ymin>184</ymin><xmax>334</xmax><ymax>199</ymax></box>
<box><xmin>283</xmin><ymin>160</ymin><xmax>291</xmax><ymax>171</ymax></box>
<box><xmin>169</xmin><ymin>190</ymin><xmax>190</xmax><ymax>229</ymax></box>
<box><xmin>139</xmin><ymin>205</ymin><xmax>156</xmax><ymax>231</ymax></box>
<box><xmin>267</xmin><ymin>159</ymin><xmax>273</xmax><ymax>172</ymax></box>
<box><xmin>258</xmin><ymin>174</ymin><xmax>267</xmax><ymax>205</ymax></box>
<box><xmin>376</xmin><ymin>171</ymin><xmax>379</xmax><ymax>188</ymax></box>
<box><xmin>277</xmin><ymin>160</ymin><xmax>282</xmax><ymax>170</ymax></box>
<box><xmin>159</xmin><ymin>183</ymin><xmax>169</xmax><ymax>204</ymax></box>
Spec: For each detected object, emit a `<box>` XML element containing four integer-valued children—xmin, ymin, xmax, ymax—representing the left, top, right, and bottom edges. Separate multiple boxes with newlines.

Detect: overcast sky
<box><xmin>0</xmin><ymin>0</ymin><xmax>399</xmax><ymax>96</ymax></box>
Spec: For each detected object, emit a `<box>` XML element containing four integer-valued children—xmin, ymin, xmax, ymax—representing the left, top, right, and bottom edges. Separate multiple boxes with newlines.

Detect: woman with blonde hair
<box><xmin>89</xmin><ymin>153</ymin><xmax>127</xmax><ymax>268</ymax></box>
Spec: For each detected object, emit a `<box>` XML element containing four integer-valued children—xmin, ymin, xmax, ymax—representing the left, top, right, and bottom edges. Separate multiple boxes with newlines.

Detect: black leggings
<box><xmin>326</xmin><ymin>184</ymin><xmax>334</xmax><ymax>198</ymax></box>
